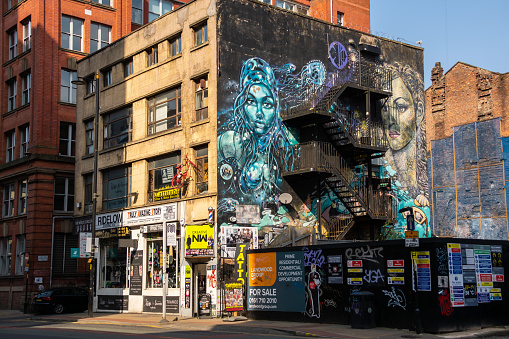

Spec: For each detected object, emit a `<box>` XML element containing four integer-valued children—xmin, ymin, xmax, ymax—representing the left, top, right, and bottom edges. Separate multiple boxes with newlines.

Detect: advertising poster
<box><xmin>129</xmin><ymin>250</ymin><xmax>143</xmax><ymax>295</ymax></box>
<box><xmin>185</xmin><ymin>225</ymin><xmax>214</xmax><ymax>256</ymax></box>
<box><xmin>234</xmin><ymin>244</ymin><xmax>248</xmax><ymax>285</ymax></box>
<box><xmin>236</xmin><ymin>205</ymin><xmax>260</xmax><ymax>224</ymax></box>
<box><xmin>225</xmin><ymin>282</ymin><xmax>243</xmax><ymax>311</ymax></box>
<box><xmin>247</xmin><ymin>251</ymin><xmax>304</xmax><ymax>312</ymax></box>
<box><xmin>447</xmin><ymin>244</ymin><xmax>464</xmax><ymax>306</ymax></box>
<box><xmin>221</xmin><ymin>226</ymin><xmax>258</xmax><ymax>258</ymax></box>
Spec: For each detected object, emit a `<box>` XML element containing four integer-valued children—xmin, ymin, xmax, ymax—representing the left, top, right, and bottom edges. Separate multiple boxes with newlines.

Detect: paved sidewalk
<box><xmin>1</xmin><ymin>309</ymin><xmax>508</xmax><ymax>338</ymax></box>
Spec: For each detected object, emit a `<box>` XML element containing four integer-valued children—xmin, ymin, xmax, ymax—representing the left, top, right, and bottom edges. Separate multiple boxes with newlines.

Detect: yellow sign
<box><xmin>154</xmin><ymin>188</ymin><xmax>180</xmax><ymax>201</ymax></box>
<box><xmin>186</xmin><ymin>225</ymin><xmax>214</xmax><ymax>250</ymax></box>
<box><xmin>448</xmin><ymin>243</ymin><xmax>461</xmax><ymax>249</ymax></box>
<box><xmin>388</xmin><ymin>269</ymin><xmax>404</xmax><ymax>273</ymax></box>
<box><xmin>185</xmin><ymin>266</ymin><xmax>191</xmax><ymax>279</ymax></box>
<box><xmin>348</xmin><ymin>268</ymin><xmax>363</xmax><ymax>273</ymax></box>
<box><xmin>405</xmin><ymin>231</ymin><xmax>419</xmax><ymax>238</ymax></box>
<box><xmin>411</xmin><ymin>251</ymin><xmax>429</xmax><ymax>259</ymax></box>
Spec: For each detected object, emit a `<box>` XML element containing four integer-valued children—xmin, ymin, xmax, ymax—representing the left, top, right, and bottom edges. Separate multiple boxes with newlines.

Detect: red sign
<box><xmin>347</xmin><ymin>260</ymin><xmax>362</xmax><ymax>268</ymax></box>
<box><xmin>479</xmin><ymin>274</ymin><xmax>493</xmax><ymax>282</ymax></box>
<box><xmin>494</xmin><ymin>274</ymin><xmax>504</xmax><ymax>282</ymax></box>
<box><xmin>387</xmin><ymin>260</ymin><xmax>404</xmax><ymax>267</ymax></box>
<box><xmin>417</xmin><ymin>263</ymin><xmax>430</xmax><ymax>269</ymax></box>
<box><xmin>450</xmin><ymin>248</ymin><xmax>461</xmax><ymax>253</ymax></box>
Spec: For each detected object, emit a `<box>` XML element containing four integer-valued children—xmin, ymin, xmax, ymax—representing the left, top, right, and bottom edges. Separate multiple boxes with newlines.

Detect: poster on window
<box><xmin>185</xmin><ymin>225</ymin><xmax>214</xmax><ymax>257</ymax></box>
<box><xmin>225</xmin><ymin>282</ymin><xmax>243</xmax><ymax>311</ymax></box>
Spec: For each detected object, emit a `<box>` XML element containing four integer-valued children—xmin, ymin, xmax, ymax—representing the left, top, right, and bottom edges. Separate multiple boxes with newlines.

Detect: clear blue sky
<box><xmin>371</xmin><ymin>0</ymin><xmax>509</xmax><ymax>89</ymax></box>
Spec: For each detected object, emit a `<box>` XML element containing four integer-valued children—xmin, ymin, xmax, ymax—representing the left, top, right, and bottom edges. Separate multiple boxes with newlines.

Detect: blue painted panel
<box><xmin>453</xmin><ymin>123</ymin><xmax>477</xmax><ymax>169</ymax></box>
<box><xmin>431</xmin><ymin>137</ymin><xmax>455</xmax><ymax>187</ymax></box>
<box><xmin>456</xmin><ymin>168</ymin><xmax>480</xmax><ymax>219</ymax></box>
<box><xmin>432</xmin><ymin>186</ymin><xmax>456</xmax><ymax>237</ymax></box>
<box><xmin>481</xmin><ymin>218</ymin><xmax>508</xmax><ymax>240</ymax></box>
<box><xmin>476</xmin><ymin>119</ymin><xmax>502</xmax><ymax>166</ymax></box>
<box><xmin>457</xmin><ymin>219</ymin><xmax>481</xmax><ymax>239</ymax></box>
<box><xmin>479</xmin><ymin>164</ymin><xmax>505</xmax><ymax>218</ymax></box>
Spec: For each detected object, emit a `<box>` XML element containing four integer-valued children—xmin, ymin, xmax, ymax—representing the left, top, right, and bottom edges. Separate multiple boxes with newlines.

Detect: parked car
<box><xmin>33</xmin><ymin>287</ymin><xmax>88</xmax><ymax>314</ymax></box>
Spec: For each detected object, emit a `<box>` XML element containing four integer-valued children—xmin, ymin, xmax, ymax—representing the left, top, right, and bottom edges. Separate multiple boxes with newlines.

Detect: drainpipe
<box><xmin>50</xmin><ymin>216</ymin><xmax>72</xmax><ymax>288</ymax></box>
<box><xmin>330</xmin><ymin>0</ymin><xmax>333</xmax><ymax>23</ymax></box>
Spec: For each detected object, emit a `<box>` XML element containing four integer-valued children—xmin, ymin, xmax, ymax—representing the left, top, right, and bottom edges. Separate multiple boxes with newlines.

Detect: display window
<box><xmin>146</xmin><ymin>234</ymin><xmax>180</xmax><ymax>289</ymax></box>
<box><xmin>99</xmin><ymin>238</ymin><xmax>128</xmax><ymax>288</ymax></box>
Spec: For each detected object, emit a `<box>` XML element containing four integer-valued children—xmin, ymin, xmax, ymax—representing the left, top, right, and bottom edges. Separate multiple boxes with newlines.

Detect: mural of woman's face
<box><xmin>244</xmin><ymin>84</ymin><xmax>276</xmax><ymax>136</ymax></box>
<box><xmin>382</xmin><ymin>77</ymin><xmax>417</xmax><ymax>151</ymax></box>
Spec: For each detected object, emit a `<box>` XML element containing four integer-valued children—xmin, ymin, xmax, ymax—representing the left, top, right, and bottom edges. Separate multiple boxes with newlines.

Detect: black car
<box><xmin>33</xmin><ymin>287</ymin><xmax>88</xmax><ymax>314</ymax></box>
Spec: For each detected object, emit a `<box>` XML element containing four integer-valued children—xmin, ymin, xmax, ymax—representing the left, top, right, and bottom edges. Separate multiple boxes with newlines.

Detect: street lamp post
<box><xmin>73</xmin><ymin>71</ymin><xmax>99</xmax><ymax>318</ymax></box>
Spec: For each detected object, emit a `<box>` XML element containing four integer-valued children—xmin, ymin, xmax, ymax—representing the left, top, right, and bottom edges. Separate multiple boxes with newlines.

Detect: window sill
<box><xmin>168</xmin><ymin>53</ymin><xmax>182</xmax><ymax>62</ymax></box>
<box><xmin>99</xmin><ymin>143</ymin><xmax>128</xmax><ymax>155</ymax></box>
<box><xmin>2</xmin><ymin>48</ymin><xmax>31</xmax><ymax>68</ymax></box>
<box><xmin>190</xmin><ymin>118</ymin><xmax>209</xmax><ymax>127</ymax></box>
<box><xmin>58</xmin><ymin>101</ymin><xmax>77</xmax><ymax>107</ymax></box>
<box><xmin>2</xmin><ymin>102</ymin><xmax>29</xmax><ymax>118</ymax></box>
<box><xmin>58</xmin><ymin>47</ymin><xmax>88</xmax><ymax>56</ymax></box>
<box><xmin>0</xmin><ymin>214</ymin><xmax>28</xmax><ymax>222</ymax></box>
<box><xmin>190</xmin><ymin>41</ymin><xmax>209</xmax><ymax>53</ymax></box>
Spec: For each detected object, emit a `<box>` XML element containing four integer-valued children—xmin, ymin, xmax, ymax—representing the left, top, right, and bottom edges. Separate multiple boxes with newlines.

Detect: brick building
<box><xmin>74</xmin><ymin>0</ymin><xmax>423</xmax><ymax>315</ymax></box>
<box><xmin>426</xmin><ymin>61</ymin><xmax>509</xmax><ymax>239</ymax></box>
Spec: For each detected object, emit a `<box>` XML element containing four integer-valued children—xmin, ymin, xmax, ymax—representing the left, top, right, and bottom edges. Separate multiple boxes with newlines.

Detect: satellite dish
<box><xmin>279</xmin><ymin>193</ymin><xmax>292</xmax><ymax>204</ymax></box>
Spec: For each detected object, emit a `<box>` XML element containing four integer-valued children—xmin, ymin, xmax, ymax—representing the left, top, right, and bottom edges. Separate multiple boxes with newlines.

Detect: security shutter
<box><xmin>53</xmin><ymin>233</ymin><xmax>78</xmax><ymax>274</ymax></box>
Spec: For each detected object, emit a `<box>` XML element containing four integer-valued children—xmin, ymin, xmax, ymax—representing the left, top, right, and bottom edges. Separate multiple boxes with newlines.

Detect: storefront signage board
<box><xmin>247</xmin><ymin>251</ymin><xmax>304</xmax><ymax>312</ymax></box>
<box><xmin>185</xmin><ymin>225</ymin><xmax>214</xmax><ymax>257</ymax></box>
<box><xmin>96</xmin><ymin>203</ymin><xmax>178</xmax><ymax>230</ymax></box>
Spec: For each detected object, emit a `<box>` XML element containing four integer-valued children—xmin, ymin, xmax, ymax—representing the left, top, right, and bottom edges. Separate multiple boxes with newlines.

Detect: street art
<box><xmin>303</xmin><ymin>248</ymin><xmax>326</xmax><ymax>268</ymax></box>
<box><xmin>382</xmin><ymin>286</ymin><xmax>407</xmax><ymax>310</ymax></box>
<box><xmin>438</xmin><ymin>288</ymin><xmax>454</xmax><ymax>316</ymax></box>
<box><xmin>381</xmin><ymin>62</ymin><xmax>430</xmax><ymax>238</ymax></box>
<box><xmin>345</xmin><ymin>245</ymin><xmax>384</xmax><ymax>264</ymax></box>
<box><xmin>363</xmin><ymin>269</ymin><xmax>385</xmax><ymax>284</ymax></box>
<box><xmin>436</xmin><ymin>247</ymin><xmax>449</xmax><ymax>275</ymax></box>
<box><xmin>305</xmin><ymin>264</ymin><xmax>322</xmax><ymax>318</ymax></box>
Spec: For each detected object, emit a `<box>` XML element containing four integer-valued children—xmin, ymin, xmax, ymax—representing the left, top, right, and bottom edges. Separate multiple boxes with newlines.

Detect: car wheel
<box><xmin>53</xmin><ymin>303</ymin><xmax>64</xmax><ymax>314</ymax></box>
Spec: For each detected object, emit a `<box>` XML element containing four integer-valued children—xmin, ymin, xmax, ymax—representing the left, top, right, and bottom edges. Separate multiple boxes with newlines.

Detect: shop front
<box><xmin>91</xmin><ymin>203</ymin><xmax>181</xmax><ymax>314</ymax></box>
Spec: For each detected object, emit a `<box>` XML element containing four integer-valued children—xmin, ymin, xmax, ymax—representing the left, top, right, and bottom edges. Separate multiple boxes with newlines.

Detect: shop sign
<box><xmin>96</xmin><ymin>211</ymin><xmax>123</xmax><ymax>230</ymax></box>
<box><xmin>129</xmin><ymin>250</ymin><xmax>143</xmax><ymax>296</ymax></box>
<box><xmin>247</xmin><ymin>251</ymin><xmax>305</xmax><ymax>312</ymax></box>
<box><xmin>125</xmin><ymin>203</ymin><xmax>177</xmax><ymax>226</ymax></box>
<box><xmin>185</xmin><ymin>225</ymin><xmax>214</xmax><ymax>257</ymax></box>
<box><xmin>167</xmin><ymin>222</ymin><xmax>177</xmax><ymax>246</ymax></box>
<box><xmin>73</xmin><ymin>216</ymin><xmax>92</xmax><ymax>234</ymax></box>
<box><xmin>95</xmin><ymin>226</ymin><xmax>130</xmax><ymax>238</ymax></box>
<box><xmin>154</xmin><ymin>188</ymin><xmax>180</xmax><ymax>201</ymax></box>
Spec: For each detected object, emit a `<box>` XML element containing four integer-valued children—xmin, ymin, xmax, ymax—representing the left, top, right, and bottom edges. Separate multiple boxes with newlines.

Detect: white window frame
<box><xmin>148</xmin><ymin>0</ymin><xmax>173</xmax><ymax>22</ymax></box>
<box><xmin>22</xmin><ymin>20</ymin><xmax>31</xmax><ymax>52</ymax></box>
<box><xmin>20</xmin><ymin>125</ymin><xmax>29</xmax><ymax>158</ymax></box>
<box><xmin>90</xmin><ymin>22</ymin><xmax>111</xmax><ymax>53</ymax></box>
<box><xmin>22</xmin><ymin>72</ymin><xmax>30</xmax><ymax>105</ymax></box>
<box><xmin>61</xmin><ymin>15</ymin><xmax>83</xmax><ymax>52</ymax></box>
<box><xmin>18</xmin><ymin>179</ymin><xmax>27</xmax><ymax>215</ymax></box>
<box><xmin>60</xmin><ymin>69</ymin><xmax>77</xmax><ymax>104</ymax></box>
<box><xmin>91</xmin><ymin>0</ymin><xmax>111</xmax><ymax>5</ymax></box>
<box><xmin>8</xmin><ymin>79</ymin><xmax>16</xmax><ymax>111</ymax></box>
<box><xmin>8</xmin><ymin>28</ymin><xmax>17</xmax><ymax>60</ymax></box>
<box><xmin>59</xmin><ymin>123</ymin><xmax>76</xmax><ymax>157</ymax></box>
<box><xmin>54</xmin><ymin>177</ymin><xmax>74</xmax><ymax>212</ymax></box>
<box><xmin>6</xmin><ymin>130</ymin><xmax>15</xmax><ymax>162</ymax></box>
<box><xmin>337</xmin><ymin>11</ymin><xmax>344</xmax><ymax>26</ymax></box>
<box><xmin>132</xmin><ymin>0</ymin><xmax>143</xmax><ymax>25</ymax></box>
<box><xmin>14</xmin><ymin>234</ymin><xmax>25</xmax><ymax>275</ymax></box>
<box><xmin>3</xmin><ymin>183</ymin><xmax>14</xmax><ymax>217</ymax></box>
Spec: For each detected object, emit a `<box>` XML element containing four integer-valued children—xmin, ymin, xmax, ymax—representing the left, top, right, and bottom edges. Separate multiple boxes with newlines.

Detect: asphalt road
<box><xmin>0</xmin><ymin>317</ymin><xmax>299</xmax><ymax>339</ymax></box>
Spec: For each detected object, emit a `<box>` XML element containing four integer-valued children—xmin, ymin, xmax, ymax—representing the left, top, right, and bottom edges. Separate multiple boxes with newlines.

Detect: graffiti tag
<box><xmin>323</xmin><ymin>299</ymin><xmax>337</xmax><ymax>308</ymax></box>
<box><xmin>436</xmin><ymin>247</ymin><xmax>448</xmax><ymax>275</ymax></box>
<box><xmin>363</xmin><ymin>269</ymin><xmax>385</xmax><ymax>284</ymax></box>
<box><xmin>208</xmin><ymin>269</ymin><xmax>217</xmax><ymax>289</ymax></box>
<box><xmin>303</xmin><ymin>247</ymin><xmax>326</xmax><ymax>267</ymax></box>
<box><xmin>382</xmin><ymin>286</ymin><xmax>406</xmax><ymax>310</ymax></box>
<box><xmin>438</xmin><ymin>289</ymin><xmax>453</xmax><ymax>316</ymax></box>
<box><xmin>345</xmin><ymin>245</ymin><xmax>384</xmax><ymax>263</ymax></box>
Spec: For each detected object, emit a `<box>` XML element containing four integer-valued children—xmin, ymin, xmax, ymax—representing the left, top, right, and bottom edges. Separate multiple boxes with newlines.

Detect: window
<box><xmin>22</xmin><ymin>72</ymin><xmax>30</xmax><ymax>105</ymax></box>
<box><xmin>6</xmin><ymin>130</ymin><xmax>15</xmax><ymax>162</ymax></box>
<box><xmin>148</xmin><ymin>87</ymin><xmax>181</xmax><ymax>134</ymax></box>
<box><xmin>8</xmin><ymin>28</ymin><xmax>17</xmax><ymax>60</ymax></box>
<box><xmin>90</xmin><ymin>22</ymin><xmax>111</xmax><ymax>53</ymax></box>
<box><xmin>22</xmin><ymin>20</ymin><xmax>31</xmax><ymax>52</ymax></box>
<box><xmin>169</xmin><ymin>35</ymin><xmax>181</xmax><ymax>57</ymax></box>
<box><xmin>84</xmin><ymin>173</ymin><xmax>93</xmax><ymax>214</ymax></box>
<box><xmin>14</xmin><ymin>235</ymin><xmax>25</xmax><ymax>275</ymax></box>
<box><xmin>20</xmin><ymin>125</ymin><xmax>29</xmax><ymax>157</ymax></box>
<box><xmin>146</xmin><ymin>236</ymin><xmax>179</xmax><ymax>288</ymax></box>
<box><xmin>337</xmin><ymin>12</ymin><xmax>344</xmax><ymax>25</ymax></box>
<box><xmin>147</xmin><ymin>45</ymin><xmax>158</xmax><ymax>67</ymax></box>
<box><xmin>62</xmin><ymin>16</ymin><xmax>83</xmax><ymax>51</ymax></box>
<box><xmin>148</xmin><ymin>154</ymin><xmax>181</xmax><ymax>202</ymax></box>
<box><xmin>124</xmin><ymin>58</ymin><xmax>134</xmax><ymax>78</ymax></box>
<box><xmin>0</xmin><ymin>237</ymin><xmax>12</xmax><ymax>276</ymax></box>
<box><xmin>60</xmin><ymin>69</ymin><xmax>77</xmax><ymax>103</ymax></box>
<box><xmin>7</xmin><ymin>79</ymin><xmax>16</xmax><ymax>111</ymax></box>
<box><xmin>3</xmin><ymin>183</ymin><xmax>14</xmax><ymax>217</ymax></box>
<box><xmin>195</xmin><ymin>146</ymin><xmax>208</xmax><ymax>194</ymax></box>
<box><xmin>18</xmin><ymin>179</ymin><xmax>27</xmax><ymax>215</ymax></box>
<box><xmin>7</xmin><ymin>0</ymin><xmax>15</xmax><ymax>10</ymax></box>
<box><xmin>276</xmin><ymin>0</ymin><xmax>294</xmax><ymax>11</ymax></box>
<box><xmin>86</xmin><ymin>76</ymin><xmax>96</xmax><ymax>95</ymax></box>
<box><xmin>53</xmin><ymin>233</ymin><xmax>78</xmax><ymax>274</ymax></box>
<box><xmin>54</xmin><ymin>177</ymin><xmax>74</xmax><ymax>212</ymax></box>
<box><xmin>59</xmin><ymin>122</ymin><xmax>76</xmax><ymax>156</ymax></box>
<box><xmin>91</xmin><ymin>0</ymin><xmax>111</xmax><ymax>5</ymax></box>
<box><xmin>193</xmin><ymin>22</ymin><xmax>208</xmax><ymax>46</ymax></box>
<box><xmin>99</xmin><ymin>239</ymin><xmax>127</xmax><ymax>288</ymax></box>
<box><xmin>103</xmin><ymin>68</ymin><xmax>112</xmax><ymax>87</ymax></box>
<box><xmin>149</xmin><ymin>0</ymin><xmax>173</xmax><ymax>22</ymax></box>
<box><xmin>102</xmin><ymin>166</ymin><xmax>131</xmax><ymax>211</ymax></box>
<box><xmin>259</xmin><ymin>0</ymin><xmax>271</xmax><ymax>3</ymax></box>
<box><xmin>103</xmin><ymin>107</ymin><xmax>132</xmax><ymax>149</ymax></box>
<box><xmin>132</xmin><ymin>0</ymin><xmax>143</xmax><ymax>25</ymax></box>
<box><xmin>195</xmin><ymin>77</ymin><xmax>208</xmax><ymax>121</ymax></box>
<box><xmin>85</xmin><ymin>120</ymin><xmax>94</xmax><ymax>155</ymax></box>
